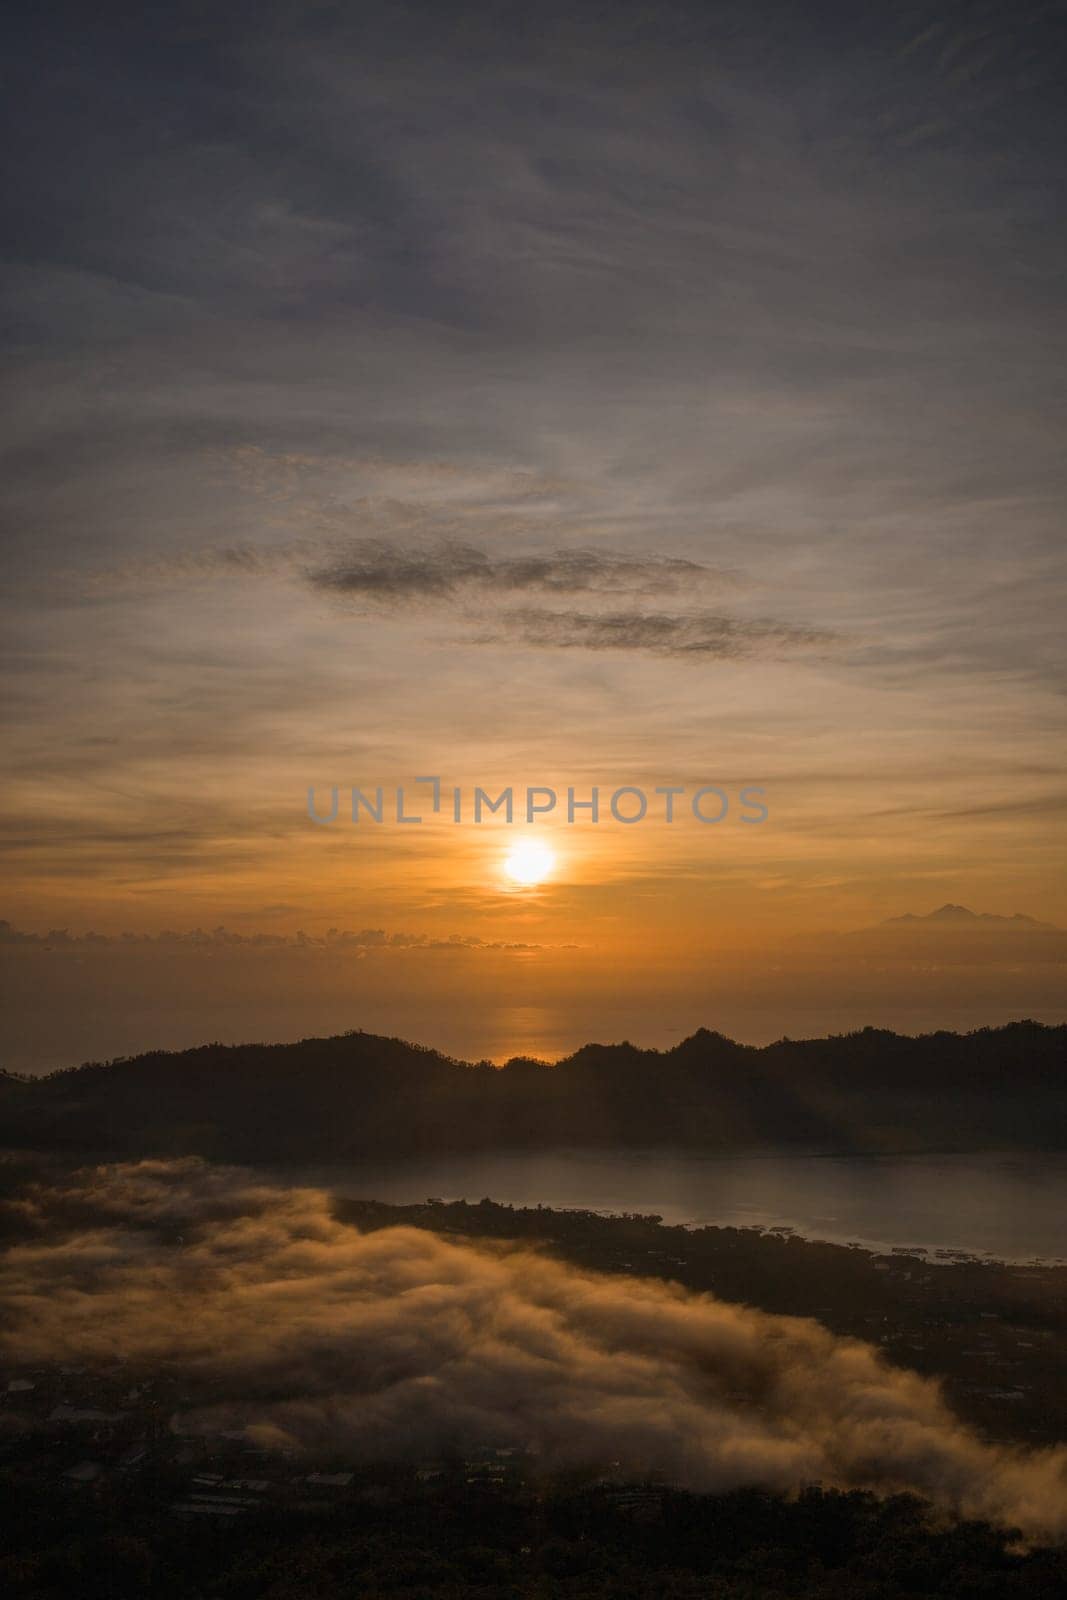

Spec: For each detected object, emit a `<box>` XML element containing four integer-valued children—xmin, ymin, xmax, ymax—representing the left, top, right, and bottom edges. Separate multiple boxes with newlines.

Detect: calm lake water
<box><xmin>296</xmin><ymin>1149</ymin><xmax>1067</xmax><ymax>1263</ymax></box>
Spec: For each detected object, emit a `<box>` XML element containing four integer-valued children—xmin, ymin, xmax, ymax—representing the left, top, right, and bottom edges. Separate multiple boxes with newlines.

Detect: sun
<box><xmin>503</xmin><ymin>838</ymin><xmax>556</xmax><ymax>887</ymax></box>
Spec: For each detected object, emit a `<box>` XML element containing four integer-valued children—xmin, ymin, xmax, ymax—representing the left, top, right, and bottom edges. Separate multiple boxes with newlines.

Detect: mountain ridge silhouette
<box><xmin>881</xmin><ymin>904</ymin><xmax>1057</xmax><ymax>929</ymax></box>
<box><xmin>1</xmin><ymin>1020</ymin><xmax>1063</xmax><ymax>1160</ymax></box>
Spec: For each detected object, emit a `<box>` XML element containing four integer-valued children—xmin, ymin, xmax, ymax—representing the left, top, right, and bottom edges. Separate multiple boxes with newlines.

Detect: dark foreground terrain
<box><xmin>2</xmin><ymin>1020</ymin><xmax>1065</xmax><ymax>1159</ymax></box>
<box><xmin>2</xmin><ymin>1167</ymin><xmax>1066</xmax><ymax>1598</ymax></box>
<box><xmin>3</xmin><ymin>1470</ymin><xmax>1065</xmax><ymax>1600</ymax></box>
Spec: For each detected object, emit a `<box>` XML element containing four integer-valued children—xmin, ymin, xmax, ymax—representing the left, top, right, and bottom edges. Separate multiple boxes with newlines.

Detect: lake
<box><xmin>296</xmin><ymin>1149</ymin><xmax>1067</xmax><ymax>1262</ymax></box>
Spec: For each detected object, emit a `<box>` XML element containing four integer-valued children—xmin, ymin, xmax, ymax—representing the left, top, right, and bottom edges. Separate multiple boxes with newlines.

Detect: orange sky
<box><xmin>2</xmin><ymin>6</ymin><xmax>1066</xmax><ymax>1071</ymax></box>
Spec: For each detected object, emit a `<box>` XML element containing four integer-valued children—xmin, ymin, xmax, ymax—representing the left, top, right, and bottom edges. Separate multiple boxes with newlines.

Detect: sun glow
<box><xmin>503</xmin><ymin>838</ymin><xmax>556</xmax><ymax>887</ymax></box>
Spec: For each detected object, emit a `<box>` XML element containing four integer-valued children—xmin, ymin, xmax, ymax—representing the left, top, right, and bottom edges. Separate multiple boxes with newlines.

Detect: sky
<box><xmin>1</xmin><ymin>0</ymin><xmax>1066</xmax><ymax>1069</ymax></box>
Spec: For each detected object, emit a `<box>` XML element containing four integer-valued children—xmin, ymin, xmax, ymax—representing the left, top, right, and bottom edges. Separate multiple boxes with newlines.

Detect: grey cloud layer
<box><xmin>3</xmin><ymin>1158</ymin><xmax>1066</xmax><ymax>1541</ymax></box>
<box><xmin>97</xmin><ymin>534</ymin><xmax>824</xmax><ymax>664</ymax></box>
<box><xmin>478</xmin><ymin>607</ymin><xmax>836</xmax><ymax>659</ymax></box>
<box><xmin>305</xmin><ymin>539</ymin><xmax>830</xmax><ymax>660</ymax></box>
<box><xmin>307</xmin><ymin>542</ymin><xmax>714</xmax><ymax>602</ymax></box>
<box><xmin>0</xmin><ymin>920</ymin><xmax>551</xmax><ymax>954</ymax></box>
<box><xmin>3</xmin><ymin>0</ymin><xmax>1065</xmax><ymax>693</ymax></box>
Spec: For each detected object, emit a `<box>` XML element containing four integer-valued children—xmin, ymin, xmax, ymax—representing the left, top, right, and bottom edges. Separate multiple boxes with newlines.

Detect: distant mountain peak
<box><xmin>883</xmin><ymin>904</ymin><xmax>1055</xmax><ymax>930</ymax></box>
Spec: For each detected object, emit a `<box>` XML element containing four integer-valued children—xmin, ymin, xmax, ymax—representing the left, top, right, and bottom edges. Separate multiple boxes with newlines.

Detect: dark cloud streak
<box><xmin>480</xmin><ymin>606</ymin><xmax>837</xmax><ymax>659</ymax></box>
<box><xmin>305</xmin><ymin>540</ymin><xmax>830</xmax><ymax>660</ymax></box>
<box><xmin>307</xmin><ymin>541</ymin><xmax>718</xmax><ymax>602</ymax></box>
<box><xmin>0</xmin><ymin>919</ymin><xmax>553</xmax><ymax>954</ymax></box>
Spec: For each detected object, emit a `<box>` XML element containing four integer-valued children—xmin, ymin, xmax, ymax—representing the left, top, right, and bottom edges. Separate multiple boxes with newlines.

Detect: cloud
<box><xmin>89</xmin><ymin>533</ymin><xmax>830</xmax><ymax>665</ymax></box>
<box><xmin>84</xmin><ymin>532</ymin><xmax>828</xmax><ymax>667</ymax></box>
<box><xmin>304</xmin><ymin>540</ymin><xmax>834</xmax><ymax>660</ymax></box>
<box><xmin>477</xmin><ymin>607</ymin><xmax>837</xmax><ymax>659</ymax></box>
<box><xmin>306</xmin><ymin>540</ymin><xmax>722</xmax><ymax>604</ymax></box>
<box><xmin>0</xmin><ymin>920</ymin><xmax>553</xmax><ymax>954</ymax></box>
<box><xmin>3</xmin><ymin>1158</ymin><xmax>1066</xmax><ymax>1542</ymax></box>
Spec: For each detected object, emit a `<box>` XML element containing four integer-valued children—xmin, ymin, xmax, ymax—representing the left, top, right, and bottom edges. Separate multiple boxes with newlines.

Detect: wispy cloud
<box><xmin>301</xmin><ymin>540</ymin><xmax>831</xmax><ymax>661</ymax></box>
<box><xmin>307</xmin><ymin>540</ymin><xmax>718</xmax><ymax>603</ymax></box>
<box><xmin>94</xmin><ymin>535</ymin><xmax>812</xmax><ymax>665</ymax></box>
<box><xmin>477</xmin><ymin>607</ymin><xmax>837</xmax><ymax>659</ymax></box>
<box><xmin>0</xmin><ymin>919</ymin><xmax>560</xmax><ymax>954</ymax></box>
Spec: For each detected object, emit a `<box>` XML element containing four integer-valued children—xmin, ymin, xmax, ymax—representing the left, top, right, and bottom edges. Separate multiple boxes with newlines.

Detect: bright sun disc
<box><xmin>503</xmin><ymin>838</ymin><xmax>556</xmax><ymax>886</ymax></box>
